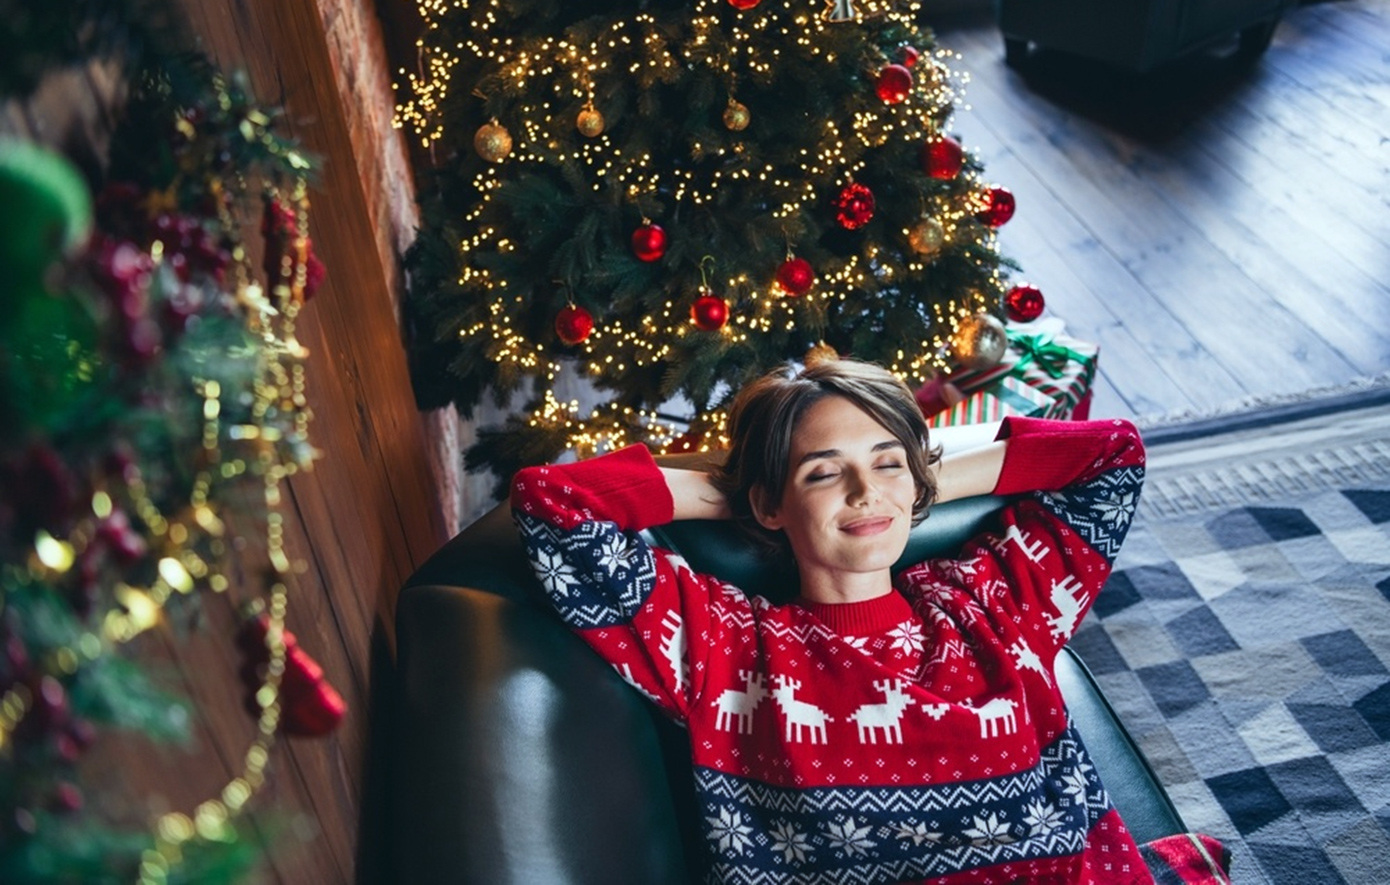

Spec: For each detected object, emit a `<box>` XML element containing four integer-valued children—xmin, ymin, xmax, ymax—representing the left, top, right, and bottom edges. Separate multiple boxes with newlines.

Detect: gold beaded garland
<box><xmin>473</xmin><ymin>119</ymin><xmax>513</xmax><ymax>163</ymax></box>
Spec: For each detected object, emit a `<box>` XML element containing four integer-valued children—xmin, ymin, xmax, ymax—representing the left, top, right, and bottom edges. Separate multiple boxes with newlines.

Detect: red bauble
<box><xmin>235</xmin><ymin>613</ymin><xmax>347</xmax><ymax>738</ymax></box>
<box><xmin>876</xmin><ymin>64</ymin><xmax>913</xmax><ymax>104</ymax></box>
<box><xmin>834</xmin><ymin>182</ymin><xmax>876</xmax><ymax>230</ymax></box>
<box><xmin>775</xmin><ymin>256</ymin><xmax>815</xmax><ymax>296</ymax></box>
<box><xmin>727</xmin><ymin>0</ymin><xmax>761</xmax><ymax>7</ymax></box>
<box><xmin>921</xmin><ymin>136</ymin><xmax>964</xmax><ymax>180</ymax></box>
<box><xmin>631</xmin><ymin>222</ymin><xmax>668</xmax><ymax>262</ymax></box>
<box><xmin>977</xmin><ymin>186</ymin><xmax>1017</xmax><ymax>227</ymax></box>
<box><xmin>555</xmin><ymin>305</ymin><xmax>595</xmax><ymax>344</ymax></box>
<box><xmin>900</xmin><ymin>45</ymin><xmax>921</xmax><ymax>67</ymax></box>
<box><xmin>280</xmin><ymin>646</ymin><xmax>348</xmax><ymax>737</ymax></box>
<box><xmin>1005</xmin><ymin>284</ymin><xmax>1046</xmax><ymax>322</ymax></box>
<box><xmin>691</xmin><ymin>292</ymin><xmax>729</xmax><ymax>330</ymax></box>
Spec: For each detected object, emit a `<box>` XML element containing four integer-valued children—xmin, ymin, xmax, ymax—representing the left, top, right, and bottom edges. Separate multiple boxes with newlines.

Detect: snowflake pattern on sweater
<box><xmin>511</xmin><ymin>417</ymin><xmax>1151</xmax><ymax>884</ymax></box>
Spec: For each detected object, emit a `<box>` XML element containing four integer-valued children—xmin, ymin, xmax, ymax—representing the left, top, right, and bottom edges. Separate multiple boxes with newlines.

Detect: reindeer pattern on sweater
<box><xmin>512</xmin><ymin>417</ymin><xmax>1149</xmax><ymax>884</ymax></box>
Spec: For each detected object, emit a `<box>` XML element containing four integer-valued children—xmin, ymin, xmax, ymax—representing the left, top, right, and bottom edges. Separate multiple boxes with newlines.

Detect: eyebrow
<box><xmin>795</xmin><ymin>440</ymin><xmax>904</xmax><ymax>467</ymax></box>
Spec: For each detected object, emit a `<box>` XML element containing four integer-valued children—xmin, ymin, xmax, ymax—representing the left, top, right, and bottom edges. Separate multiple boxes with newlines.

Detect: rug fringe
<box><xmin>1134</xmin><ymin>372</ymin><xmax>1390</xmax><ymax>434</ymax></box>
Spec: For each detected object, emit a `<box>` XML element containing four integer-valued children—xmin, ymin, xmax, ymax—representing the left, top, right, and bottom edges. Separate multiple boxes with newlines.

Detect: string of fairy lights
<box><xmin>395</xmin><ymin>0</ymin><xmax>1010</xmax><ymax>458</ymax></box>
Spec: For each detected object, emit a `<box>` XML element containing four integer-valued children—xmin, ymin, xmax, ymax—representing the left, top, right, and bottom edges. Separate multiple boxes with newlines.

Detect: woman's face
<box><xmin>753</xmin><ymin>395</ymin><xmax>917</xmax><ymax>593</ymax></box>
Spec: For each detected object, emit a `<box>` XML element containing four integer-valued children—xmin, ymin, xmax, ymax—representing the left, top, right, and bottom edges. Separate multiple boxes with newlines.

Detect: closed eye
<box><xmin>806</xmin><ymin>472</ymin><xmax>839</xmax><ymax>482</ymax></box>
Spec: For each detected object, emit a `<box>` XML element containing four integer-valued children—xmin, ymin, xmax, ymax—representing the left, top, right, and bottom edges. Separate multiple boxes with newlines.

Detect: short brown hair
<box><xmin>710</xmin><ymin>359</ymin><xmax>941</xmax><ymax>555</ymax></box>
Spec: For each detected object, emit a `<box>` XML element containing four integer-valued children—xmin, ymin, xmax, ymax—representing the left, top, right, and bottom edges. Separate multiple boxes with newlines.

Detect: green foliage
<box><xmin>1</xmin><ymin>3</ymin><xmax>321</xmax><ymax>881</ymax></box>
<box><xmin>0</xmin><ymin>813</ymin><xmax>265</xmax><ymax>885</ymax></box>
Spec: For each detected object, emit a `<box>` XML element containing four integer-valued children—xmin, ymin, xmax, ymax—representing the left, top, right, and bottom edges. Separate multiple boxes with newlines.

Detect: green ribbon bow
<box><xmin>1010</xmin><ymin>333</ymin><xmax>1084</xmax><ymax>379</ymax></box>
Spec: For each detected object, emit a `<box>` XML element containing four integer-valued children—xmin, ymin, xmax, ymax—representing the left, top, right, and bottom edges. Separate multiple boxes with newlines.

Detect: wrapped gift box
<box><xmin>917</xmin><ymin>320</ymin><xmax>1099</xmax><ymax>428</ymax></box>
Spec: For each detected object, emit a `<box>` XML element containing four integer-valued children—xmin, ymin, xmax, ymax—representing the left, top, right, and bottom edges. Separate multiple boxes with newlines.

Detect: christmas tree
<box><xmin>397</xmin><ymin>0</ymin><xmax>1022</xmax><ymax>491</ymax></box>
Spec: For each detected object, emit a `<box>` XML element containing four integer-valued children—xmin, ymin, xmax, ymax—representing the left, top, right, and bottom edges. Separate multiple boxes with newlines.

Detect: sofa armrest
<box><xmin>391</xmin><ymin>583</ymin><xmax>694</xmax><ymax>883</ymax></box>
<box><xmin>1055</xmin><ymin>645</ymin><xmax>1188</xmax><ymax>844</ymax></box>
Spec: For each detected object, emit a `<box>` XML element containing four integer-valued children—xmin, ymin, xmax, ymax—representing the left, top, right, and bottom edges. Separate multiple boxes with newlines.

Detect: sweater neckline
<box><xmin>795</xmin><ymin>589</ymin><xmax>914</xmax><ymax>636</ymax></box>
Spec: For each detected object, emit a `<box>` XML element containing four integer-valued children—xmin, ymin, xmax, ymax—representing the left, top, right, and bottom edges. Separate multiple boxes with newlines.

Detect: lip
<box><xmin>839</xmin><ymin>516</ymin><xmax>893</xmax><ymax>536</ymax></box>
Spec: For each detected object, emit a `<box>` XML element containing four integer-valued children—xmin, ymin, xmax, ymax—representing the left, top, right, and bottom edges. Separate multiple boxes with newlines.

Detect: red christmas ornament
<box><xmin>834</xmin><ymin>182</ymin><xmax>875</xmax><ymax>230</ymax></box>
<box><xmin>921</xmin><ymin>136</ymin><xmax>964</xmax><ymax>180</ymax></box>
<box><xmin>977</xmin><ymin>185</ymin><xmax>1017</xmax><ymax>227</ymax></box>
<box><xmin>876</xmin><ymin>64</ymin><xmax>913</xmax><ymax>104</ymax></box>
<box><xmin>555</xmin><ymin>304</ymin><xmax>594</xmax><ymax>345</ymax></box>
<box><xmin>631</xmin><ymin>222</ymin><xmax>668</xmax><ymax>262</ymax></box>
<box><xmin>237</xmin><ymin>613</ymin><xmax>347</xmax><ymax>738</ymax></box>
<box><xmin>775</xmin><ymin>256</ymin><xmax>815</xmax><ymax>296</ymax></box>
<box><xmin>1006</xmin><ymin>283</ymin><xmax>1046</xmax><ymax>322</ymax></box>
<box><xmin>727</xmin><ymin>0</ymin><xmax>761</xmax><ymax>8</ymax></box>
<box><xmin>900</xmin><ymin>45</ymin><xmax>921</xmax><ymax>67</ymax></box>
<box><xmin>691</xmin><ymin>291</ymin><xmax>729</xmax><ymax>330</ymax></box>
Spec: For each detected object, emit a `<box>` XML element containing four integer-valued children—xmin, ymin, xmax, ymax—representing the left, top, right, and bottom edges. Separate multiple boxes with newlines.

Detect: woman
<box><xmin>511</xmin><ymin>359</ymin><xmax>1222</xmax><ymax>884</ymax></box>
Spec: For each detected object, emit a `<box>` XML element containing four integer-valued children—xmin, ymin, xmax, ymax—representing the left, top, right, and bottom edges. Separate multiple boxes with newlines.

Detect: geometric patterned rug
<box><xmin>1073</xmin><ymin>400</ymin><xmax>1390</xmax><ymax>884</ymax></box>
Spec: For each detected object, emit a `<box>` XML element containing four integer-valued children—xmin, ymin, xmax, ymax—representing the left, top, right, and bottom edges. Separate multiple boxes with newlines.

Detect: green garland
<box><xmin>1</xmin><ymin>7</ymin><xmax>325</xmax><ymax>883</ymax></box>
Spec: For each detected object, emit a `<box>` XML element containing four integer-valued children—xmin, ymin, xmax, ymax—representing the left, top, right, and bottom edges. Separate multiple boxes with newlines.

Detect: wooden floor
<box><xmin>929</xmin><ymin>0</ymin><xmax>1390</xmax><ymax>423</ymax></box>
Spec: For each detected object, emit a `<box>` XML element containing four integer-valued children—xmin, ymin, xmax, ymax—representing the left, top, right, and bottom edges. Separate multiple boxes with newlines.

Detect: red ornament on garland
<box><xmin>876</xmin><ymin>64</ymin><xmax>913</xmax><ymax>104</ymax></box>
<box><xmin>900</xmin><ymin>45</ymin><xmax>921</xmax><ymax>67</ymax></box>
<box><xmin>631</xmin><ymin>221</ymin><xmax>667</xmax><ymax>262</ymax></box>
<box><xmin>727</xmin><ymin>0</ymin><xmax>761</xmax><ymax>8</ymax></box>
<box><xmin>775</xmin><ymin>256</ymin><xmax>815</xmax><ymax>296</ymax></box>
<box><xmin>555</xmin><ymin>304</ymin><xmax>595</xmax><ymax>345</ymax></box>
<box><xmin>977</xmin><ymin>185</ymin><xmax>1017</xmax><ymax>227</ymax></box>
<box><xmin>692</xmin><ymin>291</ymin><xmax>729</xmax><ymax>330</ymax></box>
<box><xmin>237</xmin><ymin>613</ymin><xmax>347</xmax><ymax>738</ymax></box>
<box><xmin>1005</xmin><ymin>283</ymin><xmax>1046</xmax><ymax>322</ymax></box>
<box><xmin>921</xmin><ymin>136</ymin><xmax>964</xmax><ymax>180</ymax></box>
<box><xmin>834</xmin><ymin>182</ymin><xmax>875</xmax><ymax>230</ymax></box>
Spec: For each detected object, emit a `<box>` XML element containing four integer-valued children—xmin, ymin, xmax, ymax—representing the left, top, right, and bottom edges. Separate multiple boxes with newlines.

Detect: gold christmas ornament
<box><xmin>723</xmin><ymin>99</ymin><xmax>751</xmax><ymax>132</ymax></box>
<box><xmin>576</xmin><ymin>104</ymin><xmax>605</xmax><ymax>138</ymax></box>
<box><xmin>805</xmin><ymin>341</ymin><xmax>839</xmax><ymax>367</ymax></box>
<box><xmin>907</xmin><ymin>217</ymin><xmax>945</xmax><ymax>257</ymax></box>
<box><xmin>473</xmin><ymin>119</ymin><xmax>513</xmax><ymax>163</ymax></box>
<box><xmin>951</xmin><ymin>312</ymin><xmax>1008</xmax><ymax>371</ymax></box>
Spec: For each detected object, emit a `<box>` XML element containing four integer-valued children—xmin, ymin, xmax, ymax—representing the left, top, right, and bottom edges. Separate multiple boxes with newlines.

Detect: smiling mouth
<box><xmin>840</xmin><ymin>517</ymin><xmax>893</xmax><ymax>536</ymax></box>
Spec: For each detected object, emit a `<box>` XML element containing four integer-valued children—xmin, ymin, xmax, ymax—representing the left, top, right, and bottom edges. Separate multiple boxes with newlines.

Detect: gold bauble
<box><xmin>473</xmin><ymin>120</ymin><xmax>513</xmax><ymax>163</ymax></box>
<box><xmin>576</xmin><ymin>105</ymin><xmax>605</xmax><ymax>138</ymax></box>
<box><xmin>907</xmin><ymin>217</ymin><xmax>945</xmax><ymax>257</ymax></box>
<box><xmin>950</xmin><ymin>312</ymin><xmax>1008</xmax><ymax>371</ymax></box>
<box><xmin>805</xmin><ymin>342</ymin><xmax>840</xmax><ymax>367</ymax></box>
<box><xmin>723</xmin><ymin>99</ymin><xmax>751</xmax><ymax>132</ymax></box>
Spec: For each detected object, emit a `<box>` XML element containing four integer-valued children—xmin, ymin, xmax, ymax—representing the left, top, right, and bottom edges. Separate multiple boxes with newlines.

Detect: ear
<box><xmin>749</xmin><ymin>485</ymin><xmax>783</xmax><ymax>531</ymax></box>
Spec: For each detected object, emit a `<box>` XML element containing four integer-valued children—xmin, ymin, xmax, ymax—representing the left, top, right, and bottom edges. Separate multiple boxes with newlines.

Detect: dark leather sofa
<box><xmin>384</xmin><ymin>437</ymin><xmax>1187</xmax><ymax>883</ymax></box>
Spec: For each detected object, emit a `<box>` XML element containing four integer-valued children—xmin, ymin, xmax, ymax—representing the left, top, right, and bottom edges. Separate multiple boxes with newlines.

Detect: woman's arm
<box><xmin>932</xmin><ymin>440</ymin><xmax>1008</xmax><ymax>504</ymax></box>
<box><xmin>659</xmin><ymin>467</ymin><xmax>733</xmax><ymax>521</ymax></box>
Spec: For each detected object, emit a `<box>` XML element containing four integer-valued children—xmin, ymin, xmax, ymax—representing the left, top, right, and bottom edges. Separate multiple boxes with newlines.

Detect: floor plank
<box><xmin>931</xmin><ymin>0</ymin><xmax>1390</xmax><ymax>422</ymax></box>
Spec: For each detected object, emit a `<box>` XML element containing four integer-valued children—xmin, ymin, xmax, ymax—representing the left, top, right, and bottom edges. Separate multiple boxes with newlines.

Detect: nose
<box><xmin>846</xmin><ymin>467</ymin><xmax>880</xmax><ymax>507</ymax></box>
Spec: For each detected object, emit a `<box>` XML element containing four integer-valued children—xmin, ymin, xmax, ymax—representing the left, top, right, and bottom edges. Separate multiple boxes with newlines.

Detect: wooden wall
<box><xmin>2</xmin><ymin>0</ymin><xmax>454</xmax><ymax>881</ymax></box>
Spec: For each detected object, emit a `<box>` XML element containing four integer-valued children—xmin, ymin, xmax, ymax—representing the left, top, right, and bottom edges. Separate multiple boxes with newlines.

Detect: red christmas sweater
<box><xmin>511</xmin><ymin>417</ymin><xmax>1151</xmax><ymax>884</ymax></box>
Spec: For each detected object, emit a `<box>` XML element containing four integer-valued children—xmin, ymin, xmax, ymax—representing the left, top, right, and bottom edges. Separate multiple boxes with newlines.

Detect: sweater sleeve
<box><xmin>510</xmin><ymin>445</ymin><xmax>736</xmax><ymax>723</ymax></box>
<box><xmin>906</xmin><ymin>417</ymin><xmax>1146</xmax><ymax>660</ymax></box>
